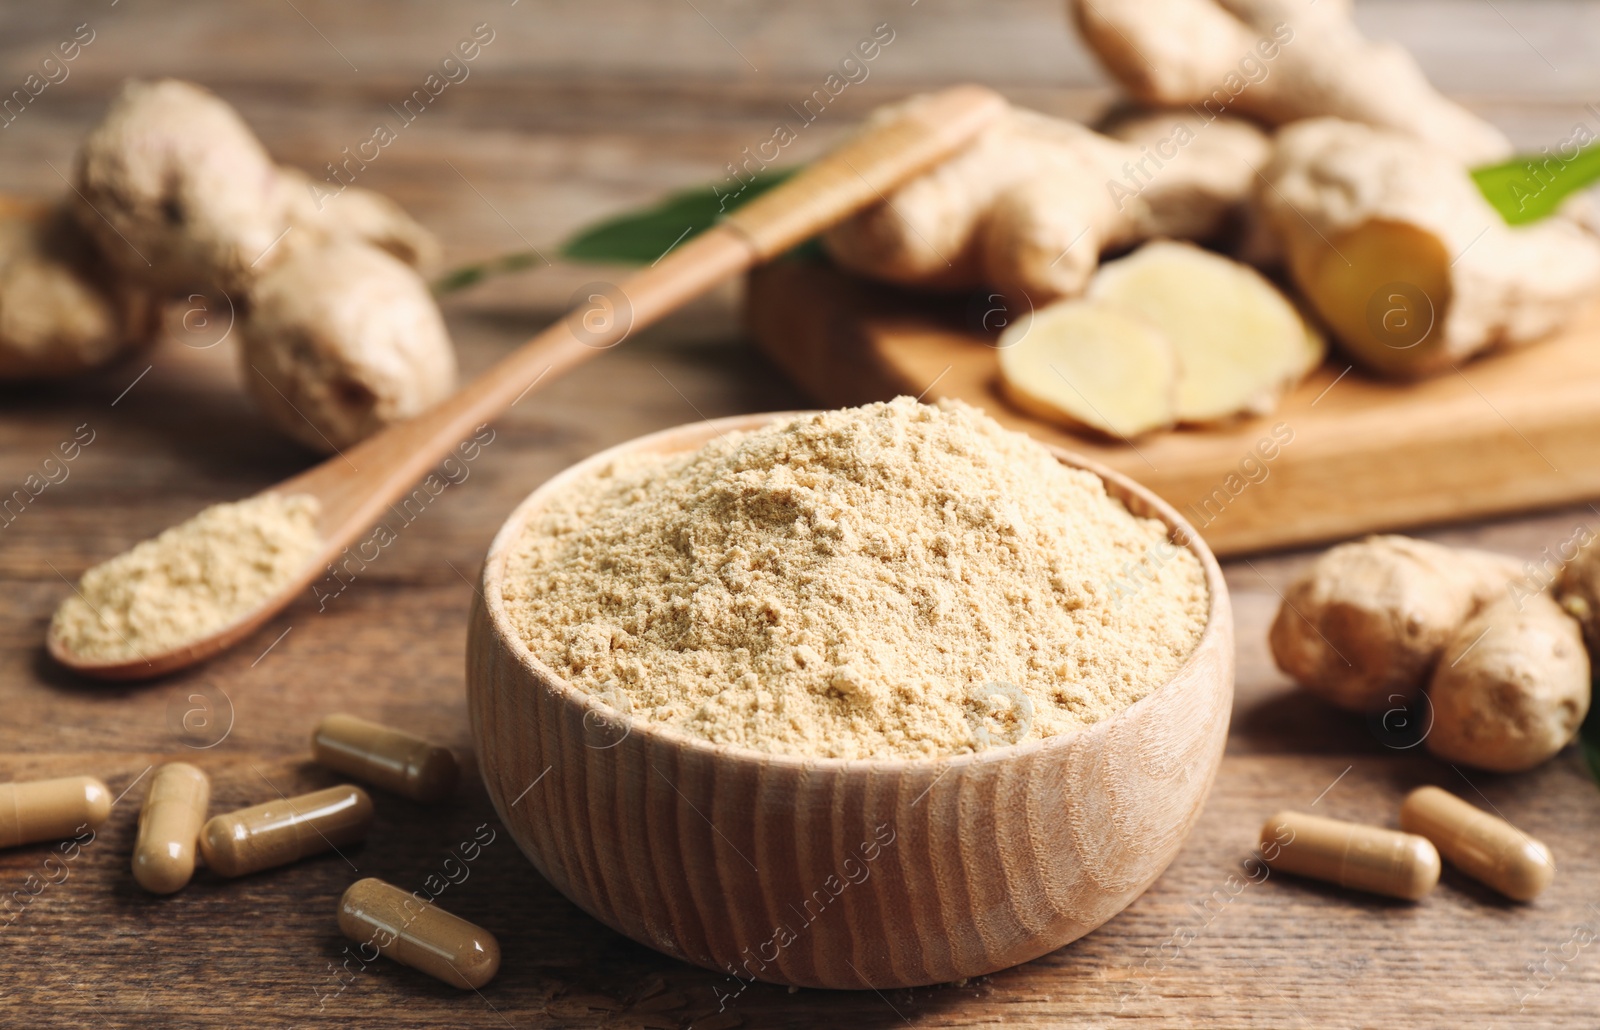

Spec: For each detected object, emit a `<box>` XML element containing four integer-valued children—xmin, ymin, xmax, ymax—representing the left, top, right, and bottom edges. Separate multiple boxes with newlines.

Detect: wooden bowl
<box><xmin>468</xmin><ymin>413</ymin><xmax>1234</xmax><ymax>990</ymax></box>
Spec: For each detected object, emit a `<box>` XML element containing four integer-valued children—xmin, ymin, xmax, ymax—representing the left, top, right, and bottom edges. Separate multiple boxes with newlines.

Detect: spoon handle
<box><xmin>284</xmin><ymin>84</ymin><xmax>1006</xmax><ymax>536</ymax></box>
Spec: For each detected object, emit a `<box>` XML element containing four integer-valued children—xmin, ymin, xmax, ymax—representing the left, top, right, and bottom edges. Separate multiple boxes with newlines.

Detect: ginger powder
<box><xmin>51</xmin><ymin>493</ymin><xmax>322</xmax><ymax>662</ymax></box>
<box><xmin>502</xmin><ymin>399</ymin><xmax>1208</xmax><ymax>760</ymax></box>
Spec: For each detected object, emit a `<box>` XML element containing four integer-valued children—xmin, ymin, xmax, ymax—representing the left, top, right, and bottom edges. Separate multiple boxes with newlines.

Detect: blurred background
<box><xmin>5</xmin><ymin>0</ymin><xmax>1595</xmax><ymax>324</ymax></box>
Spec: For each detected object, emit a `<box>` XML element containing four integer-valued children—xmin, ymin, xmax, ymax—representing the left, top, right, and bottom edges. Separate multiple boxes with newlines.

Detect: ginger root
<box><xmin>824</xmin><ymin>102</ymin><xmax>1268</xmax><ymax>307</ymax></box>
<box><xmin>71</xmin><ymin>78</ymin><xmax>454</xmax><ymax>450</ymax></box>
<box><xmin>1068</xmin><ymin>0</ymin><xmax>1511</xmax><ymax>164</ymax></box>
<box><xmin>241</xmin><ymin>238</ymin><xmax>456</xmax><ymax>452</ymax></box>
<box><xmin>1427</xmin><ymin>594</ymin><xmax>1590</xmax><ymax>773</ymax></box>
<box><xmin>1269</xmin><ymin>535</ymin><xmax>1522</xmax><ymax>712</ymax></box>
<box><xmin>1259</xmin><ymin>118</ymin><xmax>1600</xmax><ymax>377</ymax></box>
<box><xmin>276</xmin><ymin>167</ymin><xmax>442</xmax><ymax>274</ymax></box>
<box><xmin>1558</xmin><ymin>536</ymin><xmax>1600</xmax><ymax>654</ymax></box>
<box><xmin>1272</xmin><ymin>533</ymin><xmax>1594</xmax><ymax>772</ymax></box>
<box><xmin>0</xmin><ymin>198</ymin><xmax>159</xmax><ymax>380</ymax></box>
<box><xmin>74</xmin><ymin>79</ymin><xmax>294</xmax><ymax>296</ymax></box>
<box><xmin>76</xmin><ymin>79</ymin><xmax>440</xmax><ymax>293</ymax></box>
<box><xmin>1096</xmin><ymin>106</ymin><xmax>1272</xmax><ymax>244</ymax></box>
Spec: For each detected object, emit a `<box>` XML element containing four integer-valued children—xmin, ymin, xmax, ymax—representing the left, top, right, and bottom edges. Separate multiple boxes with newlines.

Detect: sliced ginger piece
<box><xmin>1089</xmin><ymin>240</ymin><xmax>1324</xmax><ymax>423</ymax></box>
<box><xmin>997</xmin><ymin>300</ymin><xmax>1177</xmax><ymax>439</ymax></box>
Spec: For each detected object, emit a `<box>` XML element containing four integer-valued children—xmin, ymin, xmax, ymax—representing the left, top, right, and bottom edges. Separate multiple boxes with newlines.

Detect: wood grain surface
<box><xmin>745</xmin><ymin>259</ymin><xmax>1600</xmax><ymax>557</ymax></box>
<box><xmin>3</xmin><ymin>1</ymin><xmax>1599</xmax><ymax>1026</ymax></box>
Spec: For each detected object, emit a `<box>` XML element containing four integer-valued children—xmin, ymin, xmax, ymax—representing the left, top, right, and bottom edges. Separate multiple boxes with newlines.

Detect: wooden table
<box><xmin>3</xmin><ymin>2</ymin><xmax>1598</xmax><ymax>1026</ymax></box>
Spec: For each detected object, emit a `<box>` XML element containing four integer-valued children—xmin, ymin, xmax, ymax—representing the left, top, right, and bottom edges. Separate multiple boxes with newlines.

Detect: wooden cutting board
<box><xmin>746</xmin><ymin>259</ymin><xmax>1600</xmax><ymax>556</ymax></box>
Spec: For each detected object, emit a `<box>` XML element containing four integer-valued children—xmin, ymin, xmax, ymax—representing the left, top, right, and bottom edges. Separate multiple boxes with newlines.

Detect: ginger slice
<box><xmin>1088</xmin><ymin>240</ymin><xmax>1323</xmax><ymax>423</ymax></box>
<box><xmin>997</xmin><ymin>299</ymin><xmax>1177</xmax><ymax>439</ymax></box>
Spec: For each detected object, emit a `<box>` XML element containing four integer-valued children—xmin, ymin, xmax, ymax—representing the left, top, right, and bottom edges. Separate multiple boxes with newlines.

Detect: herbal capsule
<box><xmin>132</xmin><ymin>763</ymin><xmax>210</xmax><ymax>894</ymax></box>
<box><xmin>311</xmin><ymin>714</ymin><xmax>458</xmax><ymax>804</ymax></box>
<box><xmin>338</xmin><ymin>877</ymin><xmax>500</xmax><ymax>989</ymax></box>
<box><xmin>1399</xmin><ymin>786</ymin><xmax>1554</xmax><ymax>901</ymax></box>
<box><xmin>1261</xmin><ymin>810</ymin><xmax>1440</xmax><ymax>900</ymax></box>
<box><xmin>0</xmin><ymin>775</ymin><xmax>112</xmax><ymax>849</ymax></box>
<box><xmin>200</xmin><ymin>784</ymin><xmax>373</xmax><ymax>877</ymax></box>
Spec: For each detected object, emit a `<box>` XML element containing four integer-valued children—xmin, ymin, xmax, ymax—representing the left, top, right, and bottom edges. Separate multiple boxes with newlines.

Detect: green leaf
<box><xmin>432</xmin><ymin>250</ymin><xmax>545</xmax><ymax>294</ymax></box>
<box><xmin>1472</xmin><ymin>143</ymin><xmax>1600</xmax><ymax>225</ymax></box>
<box><xmin>560</xmin><ymin>167</ymin><xmax>800</xmax><ymax>263</ymax></box>
<box><xmin>432</xmin><ymin>167</ymin><xmax>817</xmax><ymax>295</ymax></box>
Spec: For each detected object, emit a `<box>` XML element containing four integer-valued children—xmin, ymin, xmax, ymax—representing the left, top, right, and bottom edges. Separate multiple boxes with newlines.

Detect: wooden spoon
<box><xmin>50</xmin><ymin>84</ymin><xmax>1008</xmax><ymax>680</ymax></box>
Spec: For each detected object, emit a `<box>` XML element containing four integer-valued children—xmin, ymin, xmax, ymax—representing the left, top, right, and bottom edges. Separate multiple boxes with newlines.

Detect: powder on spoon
<box><xmin>50</xmin><ymin>492</ymin><xmax>322</xmax><ymax>662</ymax></box>
<box><xmin>502</xmin><ymin>398</ymin><xmax>1208</xmax><ymax>760</ymax></box>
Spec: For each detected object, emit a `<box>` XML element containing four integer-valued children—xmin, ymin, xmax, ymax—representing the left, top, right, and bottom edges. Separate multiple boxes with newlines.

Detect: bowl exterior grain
<box><xmin>468</xmin><ymin>413</ymin><xmax>1233</xmax><ymax>990</ymax></box>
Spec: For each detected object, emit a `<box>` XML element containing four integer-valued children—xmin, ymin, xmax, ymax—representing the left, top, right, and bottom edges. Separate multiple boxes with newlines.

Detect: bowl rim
<box><xmin>478</xmin><ymin>409</ymin><xmax>1230</xmax><ymax>772</ymax></box>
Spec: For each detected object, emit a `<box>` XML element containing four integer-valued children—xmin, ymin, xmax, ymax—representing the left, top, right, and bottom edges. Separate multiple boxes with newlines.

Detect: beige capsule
<box><xmin>311</xmin><ymin>714</ymin><xmax>458</xmax><ymax>804</ymax></box>
<box><xmin>0</xmin><ymin>775</ymin><xmax>112</xmax><ymax>849</ymax></box>
<box><xmin>132</xmin><ymin>763</ymin><xmax>211</xmax><ymax>894</ymax></box>
<box><xmin>1262</xmin><ymin>810</ymin><xmax>1440</xmax><ymax>900</ymax></box>
<box><xmin>1400</xmin><ymin>786</ymin><xmax>1554</xmax><ymax>901</ymax></box>
<box><xmin>200</xmin><ymin>784</ymin><xmax>373</xmax><ymax>877</ymax></box>
<box><xmin>338</xmin><ymin>877</ymin><xmax>500</xmax><ymax>989</ymax></box>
